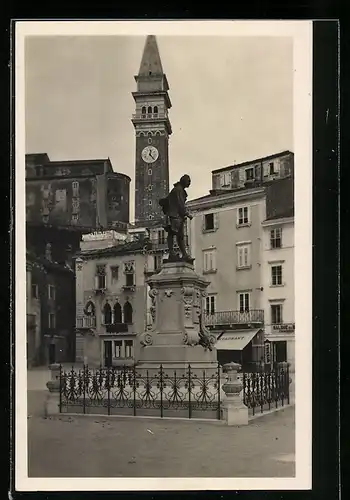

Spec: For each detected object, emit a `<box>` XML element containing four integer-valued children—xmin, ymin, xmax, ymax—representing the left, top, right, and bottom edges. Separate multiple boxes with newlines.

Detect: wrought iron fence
<box><xmin>59</xmin><ymin>364</ymin><xmax>221</xmax><ymax>420</ymax></box>
<box><xmin>241</xmin><ymin>364</ymin><xmax>290</xmax><ymax>416</ymax></box>
<box><xmin>58</xmin><ymin>363</ymin><xmax>290</xmax><ymax>419</ymax></box>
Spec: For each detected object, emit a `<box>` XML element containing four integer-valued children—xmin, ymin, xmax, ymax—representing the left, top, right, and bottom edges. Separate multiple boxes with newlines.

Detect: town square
<box><xmin>19</xmin><ymin>23</ymin><xmax>313</xmax><ymax>486</ymax></box>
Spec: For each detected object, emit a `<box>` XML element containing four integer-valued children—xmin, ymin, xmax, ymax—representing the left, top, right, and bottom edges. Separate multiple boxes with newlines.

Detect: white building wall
<box><xmin>261</xmin><ymin>217</ymin><xmax>295</xmax><ymax>370</ymax></box>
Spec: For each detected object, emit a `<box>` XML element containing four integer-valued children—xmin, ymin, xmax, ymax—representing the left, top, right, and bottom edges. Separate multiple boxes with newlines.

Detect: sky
<box><xmin>25</xmin><ymin>35</ymin><xmax>293</xmax><ymax>222</ymax></box>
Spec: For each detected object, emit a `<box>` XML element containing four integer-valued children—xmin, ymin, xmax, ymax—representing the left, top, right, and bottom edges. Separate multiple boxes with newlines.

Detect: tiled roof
<box><xmin>212</xmin><ymin>150</ymin><xmax>294</xmax><ymax>174</ymax></box>
<box><xmin>77</xmin><ymin>239</ymin><xmax>151</xmax><ymax>259</ymax></box>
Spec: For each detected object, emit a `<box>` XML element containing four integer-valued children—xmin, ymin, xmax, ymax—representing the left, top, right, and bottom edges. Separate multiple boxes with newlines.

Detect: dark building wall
<box><xmin>26</xmin><ymin>177</ymin><xmax>99</xmax><ymax>228</ymax></box>
<box><xmin>106</xmin><ymin>174</ymin><xmax>131</xmax><ymax>227</ymax></box>
<box><xmin>25</xmin><ymin>155</ymin><xmax>131</xmax><ymax>228</ymax></box>
<box><xmin>265</xmin><ymin>177</ymin><xmax>294</xmax><ymax>220</ymax></box>
<box><xmin>26</xmin><ymin>226</ymin><xmax>82</xmax><ymax>264</ymax></box>
<box><xmin>31</xmin><ymin>260</ymin><xmax>76</xmax><ymax>364</ymax></box>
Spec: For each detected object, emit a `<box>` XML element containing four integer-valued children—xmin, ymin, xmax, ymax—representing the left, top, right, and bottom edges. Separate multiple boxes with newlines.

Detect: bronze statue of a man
<box><xmin>159</xmin><ymin>174</ymin><xmax>193</xmax><ymax>261</ymax></box>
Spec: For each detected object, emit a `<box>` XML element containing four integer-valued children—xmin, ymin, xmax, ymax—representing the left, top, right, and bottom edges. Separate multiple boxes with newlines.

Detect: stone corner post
<box><xmin>44</xmin><ymin>363</ymin><xmax>61</xmax><ymax>416</ymax></box>
<box><xmin>221</xmin><ymin>362</ymin><xmax>248</xmax><ymax>426</ymax></box>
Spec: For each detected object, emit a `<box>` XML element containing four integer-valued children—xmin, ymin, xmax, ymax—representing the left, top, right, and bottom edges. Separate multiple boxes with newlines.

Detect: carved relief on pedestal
<box><xmin>181</xmin><ymin>286</ymin><xmax>195</xmax><ymax>324</ymax></box>
<box><xmin>140</xmin><ymin>332</ymin><xmax>154</xmax><ymax>347</ymax></box>
<box><xmin>183</xmin><ymin>330</ymin><xmax>199</xmax><ymax>346</ymax></box>
<box><xmin>148</xmin><ymin>288</ymin><xmax>158</xmax><ymax>326</ymax></box>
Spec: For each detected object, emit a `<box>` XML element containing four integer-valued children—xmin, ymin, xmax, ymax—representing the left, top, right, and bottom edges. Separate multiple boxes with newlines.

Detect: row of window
<box><xmin>204</xmin><ymin>294</ymin><xmax>284</xmax><ymax>324</ymax></box>
<box><xmin>95</xmin><ymin>263</ymin><xmax>136</xmax><ymax>289</ymax></box>
<box><xmin>202</xmin><ymin>246</ymin><xmax>284</xmax><ymax>284</ymax></box>
<box><xmin>203</xmin><ymin>211</ymin><xmax>283</xmax><ymax>248</ymax></box>
<box><xmin>141</xmin><ymin>106</ymin><xmax>159</xmax><ymax>115</ymax></box>
<box><xmin>105</xmin><ymin>339</ymin><xmax>134</xmax><ymax>359</ymax></box>
<box><xmin>202</xmin><ymin>208</ymin><xmax>250</xmax><ymax>231</ymax></box>
<box><xmin>102</xmin><ymin>301</ymin><xmax>133</xmax><ymax>325</ymax></box>
<box><xmin>31</xmin><ymin>284</ymin><xmax>55</xmax><ymax>300</ymax></box>
<box><xmin>219</xmin><ymin>161</ymin><xmax>279</xmax><ymax>187</ymax></box>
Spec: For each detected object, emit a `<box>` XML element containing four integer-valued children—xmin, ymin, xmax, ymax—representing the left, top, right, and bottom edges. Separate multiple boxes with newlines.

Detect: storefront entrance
<box><xmin>104</xmin><ymin>340</ymin><xmax>112</xmax><ymax>367</ymax></box>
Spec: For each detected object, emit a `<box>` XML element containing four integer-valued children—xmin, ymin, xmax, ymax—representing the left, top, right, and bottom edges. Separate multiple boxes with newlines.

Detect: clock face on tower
<box><xmin>141</xmin><ymin>145</ymin><xmax>159</xmax><ymax>163</ymax></box>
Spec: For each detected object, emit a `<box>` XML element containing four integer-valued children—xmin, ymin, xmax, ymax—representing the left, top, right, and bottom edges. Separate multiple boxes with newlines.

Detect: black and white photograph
<box><xmin>15</xmin><ymin>20</ymin><xmax>312</xmax><ymax>491</ymax></box>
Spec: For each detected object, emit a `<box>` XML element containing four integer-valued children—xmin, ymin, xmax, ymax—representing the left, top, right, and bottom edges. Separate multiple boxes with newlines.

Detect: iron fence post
<box><xmin>59</xmin><ymin>364</ymin><xmax>62</xmax><ymax>413</ymax></box>
<box><xmin>133</xmin><ymin>363</ymin><xmax>136</xmax><ymax>416</ymax></box>
<box><xmin>160</xmin><ymin>364</ymin><xmax>164</xmax><ymax>418</ymax></box>
<box><xmin>107</xmin><ymin>366</ymin><xmax>111</xmax><ymax>416</ymax></box>
<box><xmin>188</xmin><ymin>364</ymin><xmax>192</xmax><ymax>419</ymax></box>
<box><xmin>83</xmin><ymin>364</ymin><xmax>86</xmax><ymax>414</ymax></box>
<box><xmin>217</xmin><ymin>362</ymin><xmax>221</xmax><ymax>420</ymax></box>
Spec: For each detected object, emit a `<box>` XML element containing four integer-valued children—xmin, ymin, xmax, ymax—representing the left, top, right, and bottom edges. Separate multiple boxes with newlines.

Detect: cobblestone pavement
<box><xmin>27</xmin><ymin>389</ymin><xmax>295</xmax><ymax>478</ymax></box>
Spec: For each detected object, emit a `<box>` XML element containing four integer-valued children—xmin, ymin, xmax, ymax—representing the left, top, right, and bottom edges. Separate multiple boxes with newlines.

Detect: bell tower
<box><xmin>132</xmin><ymin>35</ymin><xmax>172</xmax><ymax>225</ymax></box>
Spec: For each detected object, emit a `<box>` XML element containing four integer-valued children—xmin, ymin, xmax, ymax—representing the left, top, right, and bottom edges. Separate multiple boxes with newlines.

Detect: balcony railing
<box><xmin>204</xmin><ymin>310</ymin><xmax>264</xmax><ymax>327</ymax></box>
<box><xmin>105</xmin><ymin>323</ymin><xmax>129</xmax><ymax>334</ymax></box>
<box><xmin>132</xmin><ymin>112</ymin><xmax>168</xmax><ymax>120</ymax></box>
<box><xmin>76</xmin><ymin>316</ymin><xmax>96</xmax><ymax>329</ymax></box>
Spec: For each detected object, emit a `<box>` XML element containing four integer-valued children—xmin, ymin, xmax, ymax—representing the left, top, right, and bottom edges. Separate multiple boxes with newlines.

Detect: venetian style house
<box><xmin>261</xmin><ymin>213</ymin><xmax>295</xmax><ymax>371</ymax></box>
<box><xmin>74</xmin><ymin>226</ymin><xmax>191</xmax><ymax>367</ymax></box>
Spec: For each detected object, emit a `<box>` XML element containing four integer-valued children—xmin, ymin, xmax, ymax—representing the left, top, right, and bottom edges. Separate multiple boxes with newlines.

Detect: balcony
<box><xmin>76</xmin><ymin>316</ymin><xmax>96</xmax><ymax>329</ymax></box>
<box><xmin>204</xmin><ymin>310</ymin><xmax>264</xmax><ymax>329</ymax></box>
<box><xmin>132</xmin><ymin>112</ymin><xmax>168</xmax><ymax>120</ymax></box>
<box><xmin>105</xmin><ymin>323</ymin><xmax>129</xmax><ymax>334</ymax></box>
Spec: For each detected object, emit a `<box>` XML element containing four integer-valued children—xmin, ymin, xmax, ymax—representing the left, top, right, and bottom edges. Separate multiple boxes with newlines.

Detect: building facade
<box><xmin>132</xmin><ymin>35</ymin><xmax>172</xmax><ymax>225</ymax></box>
<box><xmin>75</xmin><ymin>236</ymin><xmax>156</xmax><ymax>367</ymax></box>
<box><xmin>261</xmin><ymin>215</ymin><xmax>295</xmax><ymax>370</ymax></box>
<box><xmin>26</xmin><ymin>260</ymin><xmax>41</xmax><ymax>368</ymax></box>
<box><xmin>187</xmin><ymin>188</ymin><xmax>266</xmax><ymax>369</ymax></box>
<box><xmin>186</xmin><ymin>155</ymin><xmax>295</xmax><ymax>370</ymax></box>
<box><xmin>26</xmin><ymin>246</ymin><xmax>75</xmax><ymax>365</ymax></box>
<box><xmin>26</xmin><ymin>154</ymin><xmax>131</xmax><ymax>230</ymax></box>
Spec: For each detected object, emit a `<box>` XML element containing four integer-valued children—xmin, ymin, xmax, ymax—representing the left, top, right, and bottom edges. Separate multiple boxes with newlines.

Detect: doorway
<box><xmin>48</xmin><ymin>343</ymin><xmax>56</xmax><ymax>364</ymax></box>
<box><xmin>104</xmin><ymin>340</ymin><xmax>112</xmax><ymax>367</ymax></box>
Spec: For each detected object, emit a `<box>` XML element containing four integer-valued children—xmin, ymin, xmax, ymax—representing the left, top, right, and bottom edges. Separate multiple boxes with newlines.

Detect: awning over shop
<box><xmin>216</xmin><ymin>329</ymin><xmax>260</xmax><ymax>351</ymax></box>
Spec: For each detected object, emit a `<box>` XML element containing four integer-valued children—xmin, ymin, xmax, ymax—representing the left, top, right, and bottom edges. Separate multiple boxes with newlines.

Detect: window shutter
<box><xmin>202</xmin><ymin>215</ymin><xmax>206</xmax><ymax>232</ymax></box>
<box><xmin>95</xmin><ymin>276</ymin><xmax>99</xmax><ymax>289</ymax></box>
<box><xmin>239</xmin><ymin>168</ymin><xmax>245</xmax><ymax>183</ymax></box>
<box><xmin>214</xmin><ymin>213</ymin><xmax>219</xmax><ymax>230</ymax></box>
<box><xmin>237</xmin><ymin>248</ymin><xmax>242</xmax><ymax>267</ymax></box>
<box><xmin>244</xmin><ymin>247</ymin><xmax>249</xmax><ymax>266</ymax></box>
<box><xmin>263</xmin><ymin>164</ymin><xmax>269</xmax><ymax>176</ymax></box>
<box><xmin>212</xmin><ymin>250</ymin><xmax>216</xmax><ymax>270</ymax></box>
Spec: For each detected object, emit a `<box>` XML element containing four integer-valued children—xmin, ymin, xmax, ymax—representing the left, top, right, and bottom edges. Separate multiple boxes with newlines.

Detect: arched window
<box><xmin>124</xmin><ymin>301</ymin><xmax>133</xmax><ymax>324</ymax></box>
<box><xmin>153</xmin><ymin>106</ymin><xmax>158</xmax><ymax>114</ymax></box>
<box><xmin>147</xmin><ymin>106</ymin><xmax>152</xmax><ymax>114</ymax></box>
<box><xmin>103</xmin><ymin>303</ymin><xmax>112</xmax><ymax>325</ymax></box>
<box><xmin>141</xmin><ymin>106</ymin><xmax>146</xmax><ymax>115</ymax></box>
<box><xmin>113</xmin><ymin>302</ymin><xmax>122</xmax><ymax>324</ymax></box>
<box><xmin>84</xmin><ymin>300</ymin><xmax>95</xmax><ymax>316</ymax></box>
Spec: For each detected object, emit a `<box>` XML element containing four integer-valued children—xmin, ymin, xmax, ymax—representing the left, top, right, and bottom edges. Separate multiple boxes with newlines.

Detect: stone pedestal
<box><xmin>221</xmin><ymin>362</ymin><xmax>248</xmax><ymax>426</ymax></box>
<box><xmin>44</xmin><ymin>363</ymin><xmax>61</xmax><ymax>416</ymax></box>
<box><xmin>137</xmin><ymin>260</ymin><xmax>217</xmax><ymax>376</ymax></box>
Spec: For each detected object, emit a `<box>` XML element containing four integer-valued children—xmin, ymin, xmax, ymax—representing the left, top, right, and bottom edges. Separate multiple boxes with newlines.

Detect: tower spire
<box><xmin>138</xmin><ymin>35</ymin><xmax>164</xmax><ymax>76</ymax></box>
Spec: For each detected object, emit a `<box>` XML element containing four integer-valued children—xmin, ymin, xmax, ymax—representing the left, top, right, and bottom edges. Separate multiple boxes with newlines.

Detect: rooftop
<box><xmin>212</xmin><ymin>150</ymin><xmax>294</xmax><ymax>174</ymax></box>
